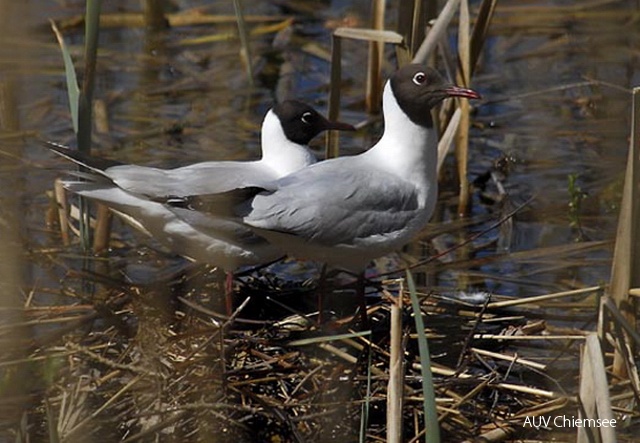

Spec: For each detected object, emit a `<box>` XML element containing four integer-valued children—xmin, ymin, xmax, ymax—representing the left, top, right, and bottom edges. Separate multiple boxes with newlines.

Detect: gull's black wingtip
<box><xmin>162</xmin><ymin>186</ymin><xmax>264</xmax><ymax>216</ymax></box>
<box><xmin>42</xmin><ymin>140</ymin><xmax>124</xmax><ymax>172</ymax></box>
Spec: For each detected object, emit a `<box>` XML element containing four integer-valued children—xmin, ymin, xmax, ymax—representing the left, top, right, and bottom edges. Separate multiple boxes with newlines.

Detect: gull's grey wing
<box><xmin>168</xmin><ymin>207</ymin><xmax>267</xmax><ymax>247</ymax></box>
<box><xmin>46</xmin><ymin>141</ymin><xmax>278</xmax><ymax>199</ymax></box>
<box><xmin>106</xmin><ymin>161</ymin><xmax>279</xmax><ymax>200</ymax></box>
<box><xmin>62</xmin><ymin>179</ymin><xmax>278</xmax><ymax>268</ymax></box>
<box><xmin>243</xmin><ymin>160</ymin><xmax>422</xmax><ymax>247</ymax></box>
<box><xmin>64</xmin><ymin>177</ymin><xmax>266</xmax><ymax>247</ymax></box>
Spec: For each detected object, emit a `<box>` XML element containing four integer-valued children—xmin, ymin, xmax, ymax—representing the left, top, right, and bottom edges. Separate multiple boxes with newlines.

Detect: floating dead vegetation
<box><xmin>3</xmin><ymin>261</ymin><xmax>635</xmax><ymax>442</ymax></box>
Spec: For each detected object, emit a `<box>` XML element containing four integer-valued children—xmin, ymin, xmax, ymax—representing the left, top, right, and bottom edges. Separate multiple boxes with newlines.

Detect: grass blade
<box><xmin>233</xmin><ymin>0</ymin><xmax>255</xmax><ymax>86</ymax></box>
<box><xmin>406</xmin><ymin>270</ymin><xmax>440</xmax><ymax>443</ymax></box>
<box><xmin>49</xmin><ymin>20</ymin><xmax>80</xmax><ymax>134</ymax></box>
<box><xmin>78</xmin><ymin>0</ymin><xmax>102</xmax><ymax>248</ymax></box>
<box><xmin>77</xmin><ymin>0</ymin><xmax>101</xmax><ymax>153</ymax></box>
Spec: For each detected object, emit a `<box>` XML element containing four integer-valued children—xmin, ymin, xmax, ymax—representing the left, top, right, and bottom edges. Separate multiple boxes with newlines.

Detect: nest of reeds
<box><xmin>3</xmin><ymin>256</ymin><xmax>619</xmax><ymax>442</ymax></box>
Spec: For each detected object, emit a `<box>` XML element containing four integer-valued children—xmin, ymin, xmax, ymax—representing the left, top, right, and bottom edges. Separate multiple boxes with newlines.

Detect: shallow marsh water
<box><xmin>6</xmin><ymin>0</ymin><xmax>636</xmax><ymax>292</ymax></box>
<box><xmin>0</xmin><ymin>0</ymin><xmax>639</xmax><ymax>441</ymax></box>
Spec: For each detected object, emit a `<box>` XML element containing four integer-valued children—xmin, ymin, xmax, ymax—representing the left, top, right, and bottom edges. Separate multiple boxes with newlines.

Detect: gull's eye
<box><xmin>301</xmin><ymin>111</ymin><xmax>313</xmax><ymax>124</ymax></box>
<box><xmin>412</xmin><ymin>72</ymin><xmax>426</xmax><ymax>85</ymax></box>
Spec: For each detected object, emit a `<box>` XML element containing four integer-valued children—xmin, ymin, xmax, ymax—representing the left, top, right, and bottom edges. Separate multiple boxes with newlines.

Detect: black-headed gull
<box><xmin>186</xmin><ymin>65</ymin><xmax>480</xmax><ymax>271</ymax></box>
<box><xmin>47</xmin><ymin>100</ymin><xmax>354</xmax><ymax>311</ymax></box>
<box><xmin>173</xmin><ymin>64</ymin><xmax>480</xmax><ymax>321</ymax></box>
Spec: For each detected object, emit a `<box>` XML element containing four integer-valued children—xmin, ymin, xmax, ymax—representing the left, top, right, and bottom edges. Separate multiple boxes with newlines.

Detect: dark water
<box><xmin>6</xmin><ymin>0</ymin><xmax>635</xmax><ymax>293</ymax></box>
<box><xmin>0</xmin><ymin>0</ymin><xmax>638</xmax><ymax>440</ymax></box>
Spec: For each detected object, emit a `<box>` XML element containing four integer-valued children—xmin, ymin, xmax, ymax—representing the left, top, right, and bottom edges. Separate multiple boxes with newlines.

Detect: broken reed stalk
<box><xmin>606</xmin><ymin>87</ymin><xmax>640</xmax><ymax>378</ymax></box>
<box><xmin>470</xmin><ymin>334</ymin><xmax>587</xmax><ymax>341</ymax></box>
<box><xmin>412</xmin><ymin>359</ymin><xmax>558</xmax><ymax>397</ymax></box>
<box><xmin>92</xmin><ymin>203</ymin><xmax>112</xmax><ymax>253</ymax></box>
<box><xmin>437</xmin><ymin>108</ymin><xmax>461</xmax><ymax>172</ymax></box>
<box><xmin>471</xmin><ymin>348</ymin><xmax>546</xmax><ymax>371</ymax></box>
<box><xmin>601</xmin><ymin>297</ymin><xmax>640</xmax><ymax>347</ymax></box>
<box><xmin>387</xmin><ymin>291</ymin><xmax>403</xmax><ymax>443</ymax></box>
<box><xmin>455</xmin><ymin>0</ymin><xmax>471</xmax><ymax>215</ymax></box>
<box><xmin>326</xmin><ymin>27</ymin><xmax>404</xmax><ymax>158</ymax></box>
<box><xmin>326</xmin><ymin>33</ymin><xmax>342</xmax><ymax>159</ymax></box>
<box><xmin>600</xmin><ymin>297</ymin><xmax>640</xmax><ymax>405</ymax></box>
<box><xmin>577</xmin><ymin>334</ymin><xmax>617</xmax><ymax>443</ymax></box>
<box><xmin>366</xmin><ymin>0</ymin><xmax>385</xmax><ymax>114</ymax></box>
<box><xmin>54</xmin><ymin>178</ymin><xmax>70</xmax><ymax>245</ymax></box>
<box><xmin>93</xmin><ymin>99</ymin><xmax>109</xmax><ymax>134</ymax></box>
<box><xmin>487</xmin><ymin>285</ymin><xmax>601</xmax><ymax>309</ymax></box>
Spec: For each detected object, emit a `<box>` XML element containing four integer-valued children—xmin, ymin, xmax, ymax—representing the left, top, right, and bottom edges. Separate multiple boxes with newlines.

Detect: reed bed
<box><xmin>0</xmin><ymin>258</ymin><xmax>614</xmax><ymax>442</ymax></box>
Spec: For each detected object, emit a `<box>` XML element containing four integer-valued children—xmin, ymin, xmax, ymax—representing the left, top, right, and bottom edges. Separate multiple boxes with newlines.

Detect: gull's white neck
<box><xmin>366</xmin><ymin>81</ymin><xmax>439</xmax><ymax>203</ymax></box>
<box><xmin>259</xmin><ymin>110</ymin><xmax>316</xmax><ymax>177</ymax></box>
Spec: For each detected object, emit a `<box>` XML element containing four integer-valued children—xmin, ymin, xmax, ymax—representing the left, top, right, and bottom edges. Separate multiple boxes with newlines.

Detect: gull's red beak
<box><xmin>444</xmin><ymin>86</ymin><xmax>482</xmax><ymax>100</ymax></box>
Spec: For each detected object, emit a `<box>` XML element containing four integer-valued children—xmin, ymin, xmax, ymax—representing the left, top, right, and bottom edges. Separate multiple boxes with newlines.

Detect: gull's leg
<box><xmin>317</xmin><ymin>263</ymin><xmax>328</xmax><ymax>324</ymax></box>
<box><xmin>357</xmin><ymin>272</ymin><xmax>369</xmax><ymax>329</ymax></box>
<box><xmin>225</xmin><ymin>271</ymin><xmax>234</xmax><ymax>316</ymax></box>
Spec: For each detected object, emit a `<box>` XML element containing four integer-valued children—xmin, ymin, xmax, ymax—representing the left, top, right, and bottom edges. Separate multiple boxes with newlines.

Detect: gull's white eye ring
<box><xmin>413</xmin><ymin>72</ymin><xmax>426</xmax><ymax>85</ymax></box>
<box><xmin>301</xmin><ymin>111</ymin><xmax>313</xmax><ymax>124</ymax></box>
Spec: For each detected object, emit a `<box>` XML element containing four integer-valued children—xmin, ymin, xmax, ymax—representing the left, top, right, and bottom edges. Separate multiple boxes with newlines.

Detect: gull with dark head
<box><xmin>175</xmin><ymin>64</ymin><xmax>480</xmax><ymax>322</ymax></box>
<box><xmin>236</xmin><ymin>65</ymin><xmax>481</xmax><ymax>272</ymax></box>
<box><xmin>47</xmin><ymin>100</ymin><xmax>354</xmax><ymax>312</ymax></box>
